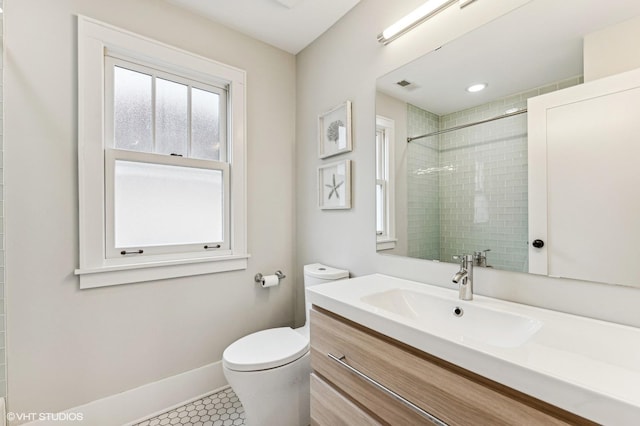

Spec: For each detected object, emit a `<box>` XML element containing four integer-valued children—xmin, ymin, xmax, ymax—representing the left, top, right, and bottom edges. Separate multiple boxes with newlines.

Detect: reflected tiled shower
<box><xmin>134</xmin><ymin>387</ymin><xmax>245</xmax><ymax>426</ymax></box>
<box><xmin>407</xmin><ymin>76</ymin><xmax>583</xmax><ymax>272</ymax></box>
<box><xmin>0</xmin><ymin>0</ymin><xmax>6</xmax><ymax>399</ymax></box>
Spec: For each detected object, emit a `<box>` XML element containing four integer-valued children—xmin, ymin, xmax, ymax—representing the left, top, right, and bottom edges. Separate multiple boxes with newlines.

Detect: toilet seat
<box><xmin>223</xmin><ymin>327</ymin><xmax>310</xmax><ymax>372</ymax></box>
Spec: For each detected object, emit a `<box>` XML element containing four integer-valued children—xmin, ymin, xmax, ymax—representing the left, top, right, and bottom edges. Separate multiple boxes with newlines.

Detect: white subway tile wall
<box><xmin>407</xmin><ymin>105</ymin><xmax>440</xmax><ymax>260</ymax></box>
<box><xmin>0</xmin><ymin>6</ymin><xmax>6</xmax><ymax>398</ymax></box>
<box><xmin>407</xmin><ymin>76</ymin><xmax>582</xmax><ymax>271</ymax></box>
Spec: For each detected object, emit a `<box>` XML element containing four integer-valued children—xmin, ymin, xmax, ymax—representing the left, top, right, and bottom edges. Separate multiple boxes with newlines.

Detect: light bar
<box><xmin>377</xmin><ymin>0</ymin><xmax>459</xmax><ymax>45</ymax></box>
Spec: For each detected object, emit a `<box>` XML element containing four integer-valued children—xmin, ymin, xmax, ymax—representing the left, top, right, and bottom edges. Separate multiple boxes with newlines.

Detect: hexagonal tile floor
<box><xmin>134</xmin><ymin>387</ymin><xmax>245</xmax><ymax>426</ymax></box>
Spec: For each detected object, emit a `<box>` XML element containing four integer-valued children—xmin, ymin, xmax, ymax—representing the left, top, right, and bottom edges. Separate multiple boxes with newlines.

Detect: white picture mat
<box><xmin>318</xmin><ymin>101</ymin><xmax>352</xmax><ymax>158</ymax></box>
<box><xmin>318</xmin><ymin>160</ymin><xmax>352</xmax><ymax>209</ymax></box>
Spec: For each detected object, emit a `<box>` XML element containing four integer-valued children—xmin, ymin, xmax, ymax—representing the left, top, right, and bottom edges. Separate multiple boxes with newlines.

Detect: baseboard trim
<box><xmin>25</xmin><ymin>362</ymin><xmax>226</xmax><ymax>426</ymax></box>
<box><xmin>1</xmin><ymin>397</ymin><xmax>6</xmax><ymax>426</ymax></box>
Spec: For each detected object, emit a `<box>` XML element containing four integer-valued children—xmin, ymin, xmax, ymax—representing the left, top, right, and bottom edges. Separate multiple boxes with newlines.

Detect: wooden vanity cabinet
<box><xmin>310</xmin><ymin>373</ymin><xmax>384</xmax><ymax>426</ymax></box>
<box><xmin>310</xmin><ymin>307</ymin><xmax>595</xmax><ymax>426</ymax></box>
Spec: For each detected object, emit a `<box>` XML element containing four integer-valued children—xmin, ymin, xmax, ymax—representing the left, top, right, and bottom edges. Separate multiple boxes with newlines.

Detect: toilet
<box><xmin>222</xmin><ymin>263</ymin><xmax>349</xmax><ymax>426</ymax></box>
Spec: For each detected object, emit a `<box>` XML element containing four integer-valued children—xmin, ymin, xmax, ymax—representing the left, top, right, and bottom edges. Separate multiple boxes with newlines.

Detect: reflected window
<box><xmin>376</xmin><ymin>116</ymin><xmax>396</xmax><ymax>250</ymax></box>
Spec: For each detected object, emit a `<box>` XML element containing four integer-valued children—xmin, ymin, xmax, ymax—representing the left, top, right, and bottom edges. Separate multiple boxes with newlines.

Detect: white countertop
<box><xmin>307</xmin><ymin>274</ymin><xmax>640</xmax><ymax>425</ymax></box>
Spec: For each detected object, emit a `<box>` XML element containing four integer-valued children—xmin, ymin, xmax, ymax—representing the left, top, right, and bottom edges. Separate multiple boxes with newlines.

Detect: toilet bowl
<box><xmin>222</xmin><ymin>263</ymin><xmax>349</xmax><ymax>426</ymax></box>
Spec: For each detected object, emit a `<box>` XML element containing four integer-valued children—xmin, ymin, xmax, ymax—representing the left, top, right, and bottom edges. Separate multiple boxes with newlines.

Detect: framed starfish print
<box><xmin>318</xmin><ymin>160</ymin><xmax>351</xmax><ymax>210</ymax></box>
<box><xmin>318</xmin><ymin>101</ymin><xmax>352</xmax><ymax>159</ymax></box>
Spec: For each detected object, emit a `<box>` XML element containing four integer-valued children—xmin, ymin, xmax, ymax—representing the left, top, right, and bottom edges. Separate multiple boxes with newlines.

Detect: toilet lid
<box><xmin>223</xmin><ymin>327</ymin><xmax>310</xmax><ymax>372</ymax></box>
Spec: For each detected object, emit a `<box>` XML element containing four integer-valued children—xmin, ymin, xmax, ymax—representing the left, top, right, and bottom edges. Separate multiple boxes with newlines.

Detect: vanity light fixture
<box><xmin>378</xmin><ymin>0</ymin><xmax>478</xmax><ymax>45</ymax></box>
<box><xmin>466</xmin><ymin>83</ymin><xmax>487</xmax><ymax>93</ymax></box>
<box><xmin>377</xmin><ymin>0</ymin><xmax>458</xmax><ymax>45</ymax></box>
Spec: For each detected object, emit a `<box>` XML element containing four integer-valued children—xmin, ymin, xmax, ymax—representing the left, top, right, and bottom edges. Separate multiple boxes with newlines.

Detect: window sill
<box><xmin>377</xmin><ymin>238</ymin><xmax>397</xmax><ymax>251</ymax></box>
<box><xmin>75</xmin><ymin>254</ymin><xmax>250</xmax><ymax>289</ymax></box>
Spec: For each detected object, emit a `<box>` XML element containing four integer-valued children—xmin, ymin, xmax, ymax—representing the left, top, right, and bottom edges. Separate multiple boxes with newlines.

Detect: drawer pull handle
<box><xmin>328</xmin><ymin>353</ymin><xmax>448</xmax><ymax>426</ymax></box>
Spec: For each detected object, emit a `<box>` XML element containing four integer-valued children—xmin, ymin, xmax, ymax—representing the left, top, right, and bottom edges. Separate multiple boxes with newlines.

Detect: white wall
<box><xmin>295</xmin><ymin>0</ymin><xmax>640</xmax><ymax>329</ymax></box>
<box><xmin>5</xmin><ymin>0</ymin><xmax>296</xmax><ymax>416</ymax></box>
<box><xmin>584</xmin><ymin>15</ymin><xmax>640</xmax><ymax>82</ymax></box>
<box><xmin>0</xmin><ymin>4</ymin><xmax>5</xmax><ymax>399</ymax></box>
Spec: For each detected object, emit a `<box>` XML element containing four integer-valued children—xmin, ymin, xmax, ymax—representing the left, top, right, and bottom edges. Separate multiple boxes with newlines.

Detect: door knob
<box><xmin>532</xmin><ymin>239</ymin><xmax>545</xmax><ymax>248</ymax></box>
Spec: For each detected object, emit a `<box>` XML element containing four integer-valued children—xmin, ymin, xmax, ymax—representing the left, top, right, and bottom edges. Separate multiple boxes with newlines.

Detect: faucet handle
<box><xmin>452</xmin><ymin>254</ymin><xmax>472</xmax><ymax>265</ymax></box>
<box><xmin>473</xmin><ymin>249</ymin><xmax>491</xmax><ymax>256</ymax></box>
<box><xmin>473</xmin><ymin>249</ymin><xmax>491</xmax><ymax>266</ymax></box>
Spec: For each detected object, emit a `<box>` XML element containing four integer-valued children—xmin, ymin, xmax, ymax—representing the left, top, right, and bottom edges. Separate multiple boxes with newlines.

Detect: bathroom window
<box><xmin>104</xmin><ymin>57</ymin><xmax>230</xmax><ymax>257</ymax></box>
<box><xmin>376</xmin><ymin>116</ymin><xmax>396</xmax><ymax>250</ymax></box>
<box><xmin>107</xmin><ymin>59</ymin><xmax>227</xmax><ymax>161</ymax></box>
<box><xmin>76</xmin><ymin>17</ymin><xmax>248</xmax><ymax>288</ymax></box>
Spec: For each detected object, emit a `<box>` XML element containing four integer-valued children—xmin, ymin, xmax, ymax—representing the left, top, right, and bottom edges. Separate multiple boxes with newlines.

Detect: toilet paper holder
<box><xmin>254</xmin><ymin>270</ymin><xmax>286</xmax><ymax>283</ymax></box>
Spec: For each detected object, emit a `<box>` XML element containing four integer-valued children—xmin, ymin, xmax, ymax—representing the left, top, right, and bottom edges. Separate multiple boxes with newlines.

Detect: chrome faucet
<box><xmin>473</xmin><ymin>249</ymin><xmax>491</xmax><ymax>267</ymax></box>
<box><xmin>452</xmin><ymin>254</ymin><xmax>474</xmax><ymax>301</ymax></box>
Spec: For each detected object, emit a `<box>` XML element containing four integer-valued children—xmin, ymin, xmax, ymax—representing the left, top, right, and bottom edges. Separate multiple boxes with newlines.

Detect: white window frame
<box><xmin>76</xmin><ymin>16</ymin><xmax>248</xmax><ymax>289</ymax></box>
<box><xmin>104</xmin><ymin>149</ymin><xmax>231</xmax><ymax>258</ymax></box>
<box><xmin>376</xmin><ymin>115</ymin><xmax>397</xmax><ymax>251</ymax></box>
<box><xmin>104</xmin><ymin>55</ymin><xmax>229</xmax><ymax>161</ymax></box>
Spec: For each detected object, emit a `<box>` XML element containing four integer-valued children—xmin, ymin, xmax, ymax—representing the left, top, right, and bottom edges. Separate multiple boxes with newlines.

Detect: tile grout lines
<box><xmin>135</xmin><ymin>387</ymin><xmax>245</xmax><ymax>426</ymax></box>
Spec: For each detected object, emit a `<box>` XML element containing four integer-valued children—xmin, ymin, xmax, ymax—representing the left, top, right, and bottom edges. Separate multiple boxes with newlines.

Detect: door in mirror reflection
<box><xmin>374</xmin><ymin>0</ymin><xmax>640</xmax><ymax>287</ymax></box>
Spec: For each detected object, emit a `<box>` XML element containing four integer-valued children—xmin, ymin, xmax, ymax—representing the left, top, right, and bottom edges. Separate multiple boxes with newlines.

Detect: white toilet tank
<box><xmin>304</xmin><ymin>263</ymin><xmax>349</xmax><ymax>287</ymax></box>
<box><xmin>301</xmin><ymin>263</ymin><xmax>349</xmax><ymax>334</ymax></box>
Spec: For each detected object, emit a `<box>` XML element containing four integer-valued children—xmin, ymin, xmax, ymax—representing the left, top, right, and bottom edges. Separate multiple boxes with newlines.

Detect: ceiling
<box><xmin>377</xmin><ymin>0</ymin><xmax>640</xmax><ymax>116</ymax></box>
<box><xmin>165</xmin><ymin>0</ymin><xmax>361</xmax><ymax>55</ymax></box>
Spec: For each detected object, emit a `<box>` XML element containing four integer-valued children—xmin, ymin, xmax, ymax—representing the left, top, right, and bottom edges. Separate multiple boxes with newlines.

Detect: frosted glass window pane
<box><xmin>114</xmin><ymin>160</ymin><xmax>223</xmax><ymax>248</ymax></box>
<box><xmin>191</xmin><ymin>88</ymin><xmax>221</xmax><ymax>161</ymax></box>
<box><xmin>376</xmin><ymin>183</ymin><xmax>384</xmax><ymax>234</ymax></box>
<box><xmin>114</xmin><ymin>66</ymin><xmax>153</xmax><ymax>152</ymax></box>
<box><xmin>156</xmin><ymin>78</ymin><xmax>188</xmax><ymax>156</ymax></box>
<box><xmin>376</xmin><ymin>130</ymin><xmax>385</xmax><ymax>180</ymax></box>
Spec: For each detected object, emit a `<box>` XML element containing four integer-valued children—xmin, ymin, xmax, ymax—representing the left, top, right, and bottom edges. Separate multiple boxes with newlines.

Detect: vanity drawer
<box><xmin>310</xmin><ymin>308</ymin><xmax>593</xmax><ymax>426</ymax></box>
<box><xmin>311</xmin><ymin>373</ymin><xmax>384</xmax><ymax>426</ymax></box>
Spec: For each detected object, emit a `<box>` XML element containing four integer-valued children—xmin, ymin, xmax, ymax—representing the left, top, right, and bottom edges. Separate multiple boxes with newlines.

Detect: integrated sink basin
<box><xmin>306</xmin><ymin>273</ymin><xmax>640</xmax><ymax>425</ymax></box>
<box><xmin>361</xmin><ymin>288</ymin><xmax>542</xmax><ymax>348</ymax></box>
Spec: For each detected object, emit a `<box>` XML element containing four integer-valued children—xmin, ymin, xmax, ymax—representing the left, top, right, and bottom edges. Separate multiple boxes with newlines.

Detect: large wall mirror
<box><xmin>375</xmin><ymin>0</ymin><xmax>640</xmax><ymax>287</ymax></box>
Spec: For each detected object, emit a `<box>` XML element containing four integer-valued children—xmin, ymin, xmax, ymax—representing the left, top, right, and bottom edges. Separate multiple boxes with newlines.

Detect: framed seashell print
<box><xmin>318</xmin><ymin>100</ymin><xmax>352</xmax><ymax>159</ymax></box>
<box><xmin>318</xmin><ymin>160</ymin><xmax>351</xmax><ymax>210</ymax></box>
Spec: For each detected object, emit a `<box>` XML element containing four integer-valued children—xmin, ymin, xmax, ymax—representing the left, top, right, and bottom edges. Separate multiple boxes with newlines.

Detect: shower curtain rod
<box><xmin>407</xmin><ymin>108</ymin><xmax>528</xmax><ymax>143</ymax></box>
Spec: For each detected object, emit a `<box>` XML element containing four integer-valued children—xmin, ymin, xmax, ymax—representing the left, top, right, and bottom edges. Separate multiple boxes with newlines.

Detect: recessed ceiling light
<box><xmin>466</xmin><ymin>83</ymin><xmax>487</xmax><ymax>93</ymax></box>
